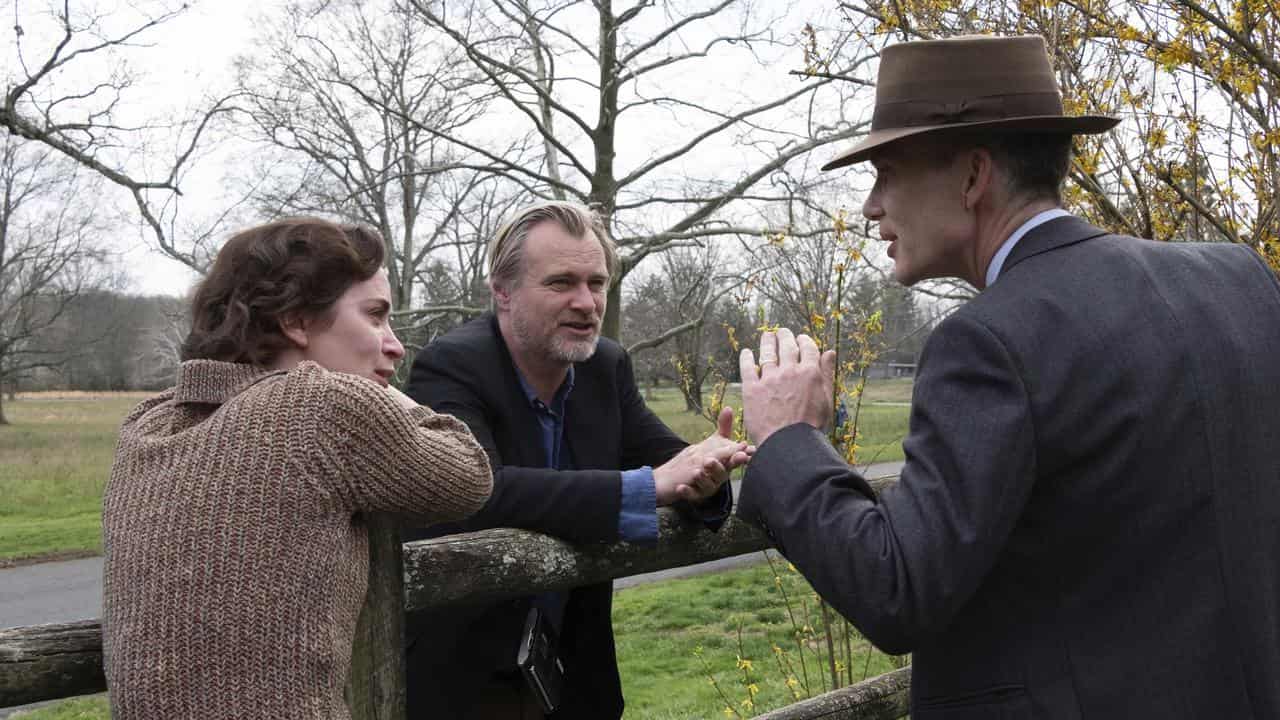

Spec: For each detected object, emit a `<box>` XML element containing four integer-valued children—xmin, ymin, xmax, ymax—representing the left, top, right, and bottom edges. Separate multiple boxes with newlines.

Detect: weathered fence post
<box><xmin>345</xmin><ymin>514</ymin><xmax>406</xmax><ymax>720</ymax></box>
<box><xmin>0</xmin><ymin>621</ymin><xmax>103</xmax><ymax>706</ymax></box>
<box><xmin>754</xmin><ymin>667</ymin><xmax>911</xmax><ymax>720</ymax></box>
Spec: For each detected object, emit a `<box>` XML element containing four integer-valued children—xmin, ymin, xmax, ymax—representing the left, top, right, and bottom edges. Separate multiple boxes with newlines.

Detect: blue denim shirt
<box><xmin>514</xmin><ymin>366</ymin><xmax>658</xmax><ymax>543</ymax></box>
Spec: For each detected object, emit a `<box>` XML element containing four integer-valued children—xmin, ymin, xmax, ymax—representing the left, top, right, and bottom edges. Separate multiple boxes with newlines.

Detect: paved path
<box><xmin>0</xmin><ymin>557</ymin><xmax>103</xmax><ymax>630</ymax></box>
<box><xmin>0</xmin><ymin>459</ymin><xmax>906</xmax><ymax>630</ymax></box>
<box><xmin>0</xmin><ymin>557</ymin><xmax>105</xmax><ymax>717</ymax></box>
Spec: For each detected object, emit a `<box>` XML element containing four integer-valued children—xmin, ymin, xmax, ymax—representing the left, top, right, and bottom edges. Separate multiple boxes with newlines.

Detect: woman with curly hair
<box><xmin>101</xmin><ymin>218</ymin><xmax>492</xmax><ymax>719</ymax></box>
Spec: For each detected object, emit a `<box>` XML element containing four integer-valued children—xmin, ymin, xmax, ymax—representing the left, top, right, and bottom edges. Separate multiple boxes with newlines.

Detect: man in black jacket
<box><xmin>404</xmin><ymin>200</ymin><xmax>749</xmax><ymax>719</ymax></box>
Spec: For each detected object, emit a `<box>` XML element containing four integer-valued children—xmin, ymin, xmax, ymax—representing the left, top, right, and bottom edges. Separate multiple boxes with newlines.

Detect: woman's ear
<box><xmin>279</xmin><ymin>313</ymin><xmax>309</xmax><ymax>349</ymax></box>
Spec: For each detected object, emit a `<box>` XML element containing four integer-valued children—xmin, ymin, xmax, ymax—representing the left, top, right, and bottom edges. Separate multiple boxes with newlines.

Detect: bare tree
<box><xmin>123</xmin><ymin>295</ymin><xmax>188</xmax><ymax>390</ymax></box>
<box><xmin>0</xmin><ymin>136</ymin><xmax>110</xmax><ymax>423</ymax></box>
<box><xmin>237</xmin><ymin>0</ymin><xmax>511</xmax><ymax>337</ymax></box>
<box><xmin>2</xmin><ymin>0</ymin><xmax>241</xmax><ymax>271</ymax></box>
<box><xmin>622</xmin><ymin>243</ymin><xmax>749</xmax><ymax>412</ymax></box>
<box><xmin>395</xmin><ymin>0</ymin><xmax>880</xmax><ymax>338</ymax></box>
<box><xmin>839</xmin><ymin>0</ymin><xmax>1280</xmax><ymax>268</ymax></box>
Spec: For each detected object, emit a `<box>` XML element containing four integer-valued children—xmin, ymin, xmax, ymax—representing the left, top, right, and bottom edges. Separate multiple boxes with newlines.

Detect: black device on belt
<box><xmin>516</xmin><ymin>606</ymin><xmax>565</xmax><ymax>714</ymax></box>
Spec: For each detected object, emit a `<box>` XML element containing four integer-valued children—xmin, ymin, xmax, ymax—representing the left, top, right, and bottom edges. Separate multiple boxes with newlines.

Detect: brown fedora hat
<box><xmin>822</xmin><ymin>35</ymin><xmax>1119</xmax><ymax>171</ymax></box>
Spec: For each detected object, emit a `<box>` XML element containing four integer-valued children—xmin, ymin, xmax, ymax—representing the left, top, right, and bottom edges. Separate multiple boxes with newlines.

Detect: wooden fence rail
<box><xmin>1</xmin><ymin>478</ymin><xmax>908</xmax><ymax>718</ymax></box>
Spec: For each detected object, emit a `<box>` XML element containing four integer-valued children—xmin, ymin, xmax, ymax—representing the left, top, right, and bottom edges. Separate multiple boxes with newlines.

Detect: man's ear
<box><xmin>961</xmin><ymin>147</ymin><xmax>996</xmax><ymax>211</ymax></box>
<box><xmin>279</xmin><ymin>313</ymin><xmax>309</xmax><ymax>349</ymax></box>
<box><xmin>491</xmin><ymin>280</ymin><xmax>512</xmax><ymax>312</ymax></box>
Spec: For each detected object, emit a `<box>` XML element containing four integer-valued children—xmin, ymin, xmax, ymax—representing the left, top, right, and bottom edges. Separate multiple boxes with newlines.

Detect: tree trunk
<box><xmin>679</xmin><ymin>364</ymin><xmax>703</xmax><ymax>414</ymax></box>
<box><xmin>681</xmin><ymin>387</ymin><xmax>701</xmax><ymax>414</ymax></box>
<box><xmin>603</xmin><ymin>281</ymin><xmax>622</xmax><ymax>341</ymax></box>
<box><xmin>593</xmin><ymin>0</ymin><xmax>622</xmax><ymax>342</ymax></box>
<box><xmin>0</xmin><ymin>381</ymin><xmax>8</xmax><ymax>426</ymax></box>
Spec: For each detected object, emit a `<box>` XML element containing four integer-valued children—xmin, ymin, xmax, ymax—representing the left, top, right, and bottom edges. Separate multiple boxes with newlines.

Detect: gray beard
<box><xmin>549</xmin><ymin>333</ymin><xmax>599</xmax><ymax>363</ymax></box>
<box><xmin>512</xmin><ymin>310</ymin><xmax>599</xmax><ymax>365</ymax></box>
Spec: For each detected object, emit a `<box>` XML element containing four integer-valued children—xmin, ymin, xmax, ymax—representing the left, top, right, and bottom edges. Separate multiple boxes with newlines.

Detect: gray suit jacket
<box><xmin>739</xmin><ymin>216</ymin><xmax>1280</xmax><ymax>719</ymax></box>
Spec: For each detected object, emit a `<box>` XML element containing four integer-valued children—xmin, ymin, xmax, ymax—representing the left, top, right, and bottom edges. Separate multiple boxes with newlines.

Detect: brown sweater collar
<box><xmin>173</xmin><ymin>359</ymin><xmax>280</xmax><ymax>406</ymax></box>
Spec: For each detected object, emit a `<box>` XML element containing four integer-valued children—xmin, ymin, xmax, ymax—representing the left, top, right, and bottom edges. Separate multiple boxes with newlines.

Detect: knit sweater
<box><xmin>102</xmin><ymin>359</ymin><xmax>492</xmax><ymax>719</ymax></box>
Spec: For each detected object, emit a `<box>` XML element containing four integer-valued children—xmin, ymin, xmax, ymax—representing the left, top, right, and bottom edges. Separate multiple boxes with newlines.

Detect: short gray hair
<box><xmin>921</xmin><ymin>131</ymin><xmax>1073</xmax><ymax>205</ymax></box>
<box><xmin>487</xmin><ymin>201</ymin><xmax>619</xmax><ymax>293</ymax></box>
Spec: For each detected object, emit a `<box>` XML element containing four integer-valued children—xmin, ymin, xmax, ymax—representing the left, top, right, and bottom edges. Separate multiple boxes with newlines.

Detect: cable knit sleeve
<box><xmin>301</xmin><ymin>364</ymin><xmax>493</xmax><ymax>523</ymax></box>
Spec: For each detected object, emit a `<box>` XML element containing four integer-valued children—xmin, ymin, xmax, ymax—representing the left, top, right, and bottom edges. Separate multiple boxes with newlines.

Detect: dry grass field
<box><xmin>0</xmin><ymin>393</ymin><xmax>151</xmax><ymax>565</ymax></box>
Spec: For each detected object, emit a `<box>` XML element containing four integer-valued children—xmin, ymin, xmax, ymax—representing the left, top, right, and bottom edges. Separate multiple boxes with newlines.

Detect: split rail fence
<box><xmin>1</xmin><ymin>477</ymin><xmax>909</xmax><ymax>719</ymax></box>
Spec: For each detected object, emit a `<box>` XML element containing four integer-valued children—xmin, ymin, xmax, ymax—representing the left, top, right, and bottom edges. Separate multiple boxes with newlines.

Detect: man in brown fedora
<box><xmin>735</xmin><ymin>35</ymin><xmax>1280</xmax><ymax>718</ymax></box>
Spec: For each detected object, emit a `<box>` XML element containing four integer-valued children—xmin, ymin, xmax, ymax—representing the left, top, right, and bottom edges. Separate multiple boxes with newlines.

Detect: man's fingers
<box><xmin>777</xmin><ymin>327</ymin><xmax>799</xmax><ymax>366</ymax></box>
<box><xmin>798</xmin><ymin>334</ymin><xmax>819</xmax><ymax>367</ymax></box>
<box><xmin>705</xmin><ymin>441</ymin><xmax>748</xmax><ymax>462</ymax></box>
<box><xmin>702</xmin><ymin>455</ymin><xmax>726</xmax><ymax>474</ymax></box>
<box><xmin>739</xmin><ymin>348</ymin><xmax>758</xmax><ymax>386</ymax></box>
<box><xmin>821</xmin><ymin>349</ymin><xmax>837</xmax><ymax>383</ymax></box>
<box><xmin>701</xmin><ymin>458</ymin><xmax>729</xmax><ymax>487</ymax></box>
<box><xmin>758</xmin><ymin>331</ymin><xmax>778</xmax><ymax>369</ymax></box>
<box><xmin>717</xmin><ymin>406</ymin><xmax>734</xmax><ymax>438</ymax></box>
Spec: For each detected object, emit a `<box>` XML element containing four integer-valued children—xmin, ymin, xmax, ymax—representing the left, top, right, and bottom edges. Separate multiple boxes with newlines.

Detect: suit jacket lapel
<box><xmin>485</xmin><ymin>314</ymin><xmax>552</xmax><ymax>468</ymax></box>
<box><xmin>563</xmin><ymin>365</ymin><xmax>614</xmax><ymax>471</ymax></box>
<box><xmin>1002</xmin><ymin>215</ymin><xmax>1112</xmax><ymax>277</ymax></box>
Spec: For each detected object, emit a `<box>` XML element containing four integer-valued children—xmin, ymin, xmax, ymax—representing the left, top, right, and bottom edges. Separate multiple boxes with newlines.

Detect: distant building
<box><xmin>867</xmin><ymin>361</ymin><xmax>917</xmax><ymax>379</ymax></box>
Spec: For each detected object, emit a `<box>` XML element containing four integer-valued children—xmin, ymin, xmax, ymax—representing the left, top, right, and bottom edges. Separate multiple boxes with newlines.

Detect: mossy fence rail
<box><xmin>0</xmin><ymin>478</ymin><xmax>909</xmax><ymax>719</ymax></box>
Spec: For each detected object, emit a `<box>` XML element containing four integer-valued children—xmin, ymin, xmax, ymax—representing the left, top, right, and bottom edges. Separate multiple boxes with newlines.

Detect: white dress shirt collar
<box><xmin>984</xmin><ymin>208</ymin><xmax>1071</xmax><ymax>288</ymax></box>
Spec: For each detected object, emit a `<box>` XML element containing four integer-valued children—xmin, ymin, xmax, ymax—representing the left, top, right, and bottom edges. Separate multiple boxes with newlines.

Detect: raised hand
<box><xmin>739</xmin><ymin>328</ymin><xmax>836</xmax><ymax>445</ymax></box>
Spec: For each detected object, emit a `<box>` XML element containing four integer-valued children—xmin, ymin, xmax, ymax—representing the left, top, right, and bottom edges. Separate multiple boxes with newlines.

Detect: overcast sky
<box><xmin>7</xmin><ymin>0</ymin><xmax>879</xmax><ymax>298</ymax></box>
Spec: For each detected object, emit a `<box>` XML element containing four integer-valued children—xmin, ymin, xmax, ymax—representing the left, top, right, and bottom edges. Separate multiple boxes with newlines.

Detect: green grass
<box><xmin>0</xmin><ymin>382</ymin><xmax>911</xmax><ymax>563</ymax></box>
<box><xmin>0</xmin><ymin>394</ymin><xmax>148</xmax><ymax>563</ymax></box>
<box><xmin>615</xmin><ymin>554</ymin><xmax>906</xmax><ymax>718</ymax></box>
<box><xmin>860</xmin><ymin>377</ymin><xmax>915</xmax><ymax>404</ymax></box>
<box><xmin>643</xmin><ymin>382</ymin><xmax>910</xmax><ymax>467</ymax></box>
<box><xmin>9</xmin><ymin>695</ymin><xmax>110</xmax><ymax>719</ymax></box>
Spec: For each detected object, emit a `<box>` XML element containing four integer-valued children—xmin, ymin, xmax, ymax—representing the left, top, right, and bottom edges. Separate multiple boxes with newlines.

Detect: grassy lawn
<box><xmin>642</xmin><ymin>383</ymin><xmax>910</xmax><ymax>466</ymax></box>
<box><xmin>0</xmin><ymin>382</ymin><xmax>909</xmax><ymax>564</ymax></box>
<box><xmin>615</xmin><ymin>554</ymin><xmax>907</xmax><ymax>719</ymax></box>
<box><xmin>860</xmin><ymin>377</ymin><xmax>915</xmax><ymax>404</ymax></box>
<box><xmin>8</xmin><ymin>696</ymin><xmax>110</xmax><ymax>719</ymax></box>
<box><xmin>10</xmin><ymin>558</ymin><xmax>906</xmax><ymax>720</ymax></box>
<box><xmin>0</xmin><ymin>393</ymin><xmax>149</xmax><ymax>564</ymax></box>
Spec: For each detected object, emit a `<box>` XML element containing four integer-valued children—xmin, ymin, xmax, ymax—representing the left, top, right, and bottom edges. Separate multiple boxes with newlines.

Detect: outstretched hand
<box><xmin>739</xmin><ymin>328</ymin><xmax>837</xmax><ymax>446</ymax></box>
<box><xmin>653</xmin><ymin>406</ymin><xmax>754</xmax><ymax>505</ymax></box>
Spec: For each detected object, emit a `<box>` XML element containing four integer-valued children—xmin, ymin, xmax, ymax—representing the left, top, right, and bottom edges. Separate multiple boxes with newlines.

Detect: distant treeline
<box><xmin>7</xmin><ymin>291</ymin><xmax>187</xmax><ymax>393</ymax></box>
<box><xmin>9</xmin><ymin>270</ymin><xmax>931</xmax><ymax>398</ymax></box>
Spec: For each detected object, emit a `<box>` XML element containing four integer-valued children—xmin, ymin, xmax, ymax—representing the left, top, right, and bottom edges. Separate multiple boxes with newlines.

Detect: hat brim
<box><xmin>821</xmin><ymin>115</ymin><xmax>1121</xmax><ymax>171</ymax></box>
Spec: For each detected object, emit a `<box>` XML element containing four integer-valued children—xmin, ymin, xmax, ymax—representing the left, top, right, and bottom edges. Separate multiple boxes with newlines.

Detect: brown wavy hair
<box><xmin>181</xmin><ymin>218</ymin><xmax>386</xmax><ymax>366</ymax></box>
